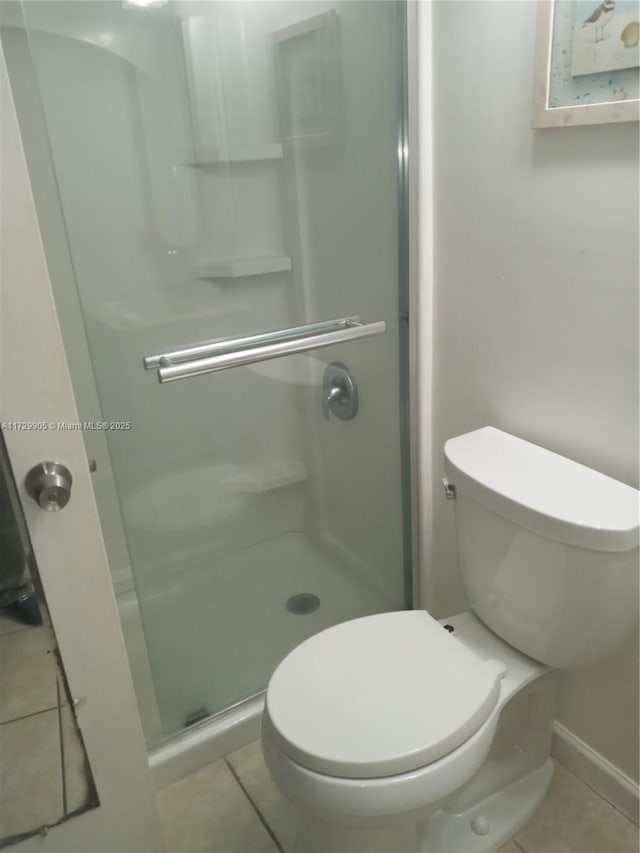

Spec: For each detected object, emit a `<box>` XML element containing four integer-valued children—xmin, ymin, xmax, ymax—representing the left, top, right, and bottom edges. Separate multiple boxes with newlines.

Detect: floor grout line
<box><xmin>557</xmin><ymin>758</ymin><xmax>639</xmax><ymax>826</ymax></box>
<box><xmin>0</xmin><ymin>703</ymin><xmax>59</xmax><ymax>727</ymax></box>
<box><xmin>56</xmin><ymin>679</ymin><xmax>68</xmax><ymax>816</ymax></box>
<box><xmin>0</xmin><ymin>624</ymin><xmax>31</xmax><ymax>638</ymax></box>
<box><xmin>224</xmin><ymin>757</ymin><xmax>285</xmax><ymax>853</ymax></box>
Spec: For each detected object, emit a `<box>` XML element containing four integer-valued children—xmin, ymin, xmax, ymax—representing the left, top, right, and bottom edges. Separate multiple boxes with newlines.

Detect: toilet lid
<box><xmin>264</xmin><ymin>611</ymin><xmax>505</xmax><ymax>779</ymax></box>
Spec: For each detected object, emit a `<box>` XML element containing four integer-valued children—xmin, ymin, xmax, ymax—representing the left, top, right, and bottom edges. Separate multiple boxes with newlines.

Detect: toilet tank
<box><xmin>444</xmin><ymin>427</ymin><xmax>639</xmax><ymax>668</ymax></box>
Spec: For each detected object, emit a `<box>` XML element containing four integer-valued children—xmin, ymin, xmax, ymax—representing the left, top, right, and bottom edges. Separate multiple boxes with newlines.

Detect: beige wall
<box><xmin>430</xmin><ymin>1</ymin><xmax>639</xmax><ymax>782</ymax></box>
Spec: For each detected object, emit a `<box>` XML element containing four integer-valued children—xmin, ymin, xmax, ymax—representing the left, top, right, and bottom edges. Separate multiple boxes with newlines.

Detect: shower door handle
<box><xmin>144</xmin><ymin>316</ymin><xmax>386</xmax><ymax>384</ymax></box>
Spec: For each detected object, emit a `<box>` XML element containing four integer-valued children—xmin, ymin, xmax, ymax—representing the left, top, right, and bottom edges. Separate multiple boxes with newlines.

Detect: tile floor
<box><xmin>156</xmin><ymin>740</ymin><xmax>639</xmax><ymax>853</ymax></box>
<box><xmin>0</xmin><ymin>613</ymin><xmax>96</xmax><ymax>843</ymax></box>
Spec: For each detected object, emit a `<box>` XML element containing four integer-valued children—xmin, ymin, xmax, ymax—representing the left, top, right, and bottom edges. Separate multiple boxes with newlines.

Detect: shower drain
<box><xmin>286</xmin><ymin>593</ymin><xmax>321</xmax><ymax>615</ymax></box>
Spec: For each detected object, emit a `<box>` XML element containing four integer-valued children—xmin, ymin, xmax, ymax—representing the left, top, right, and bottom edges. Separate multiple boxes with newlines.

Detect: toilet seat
<box><xmin>264</xmin><ymin>610</ymin><xmax>506</xmax><ymax>779</ymax></box>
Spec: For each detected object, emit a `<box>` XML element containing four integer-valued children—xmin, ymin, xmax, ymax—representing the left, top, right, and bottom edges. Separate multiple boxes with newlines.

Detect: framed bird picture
<box><xmin>532</xmin><ymin>0</ymin><xmax>640</xmax><ymax>127</ymax></box>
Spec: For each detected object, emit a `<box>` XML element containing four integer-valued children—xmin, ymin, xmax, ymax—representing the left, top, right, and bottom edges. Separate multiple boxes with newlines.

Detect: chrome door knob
<box><xmin>25</xmin><ymin>462</ymin><xmax>73</xmax><ymax>511</ymax></box>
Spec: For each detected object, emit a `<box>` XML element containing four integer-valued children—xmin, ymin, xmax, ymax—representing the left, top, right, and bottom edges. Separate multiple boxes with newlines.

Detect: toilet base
<box><xmin>293</xmin><ymin>758</ymin><xmax>553</xmax><ymax>853</ymax></box>
<box><xmin>421</xmin><ymin>757</ymin><xmax>554</xmax><ymax>852</ymax></box>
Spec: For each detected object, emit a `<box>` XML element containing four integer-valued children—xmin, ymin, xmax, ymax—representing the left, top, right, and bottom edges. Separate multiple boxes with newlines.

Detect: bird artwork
<box><xmin>582</xmin><ymin>0</ymin><xmax>616</xmax><ymax>42</ymax></box>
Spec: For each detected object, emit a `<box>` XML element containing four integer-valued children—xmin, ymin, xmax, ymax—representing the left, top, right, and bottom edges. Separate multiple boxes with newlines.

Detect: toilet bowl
<box><xmin>262</xmin><ymin>427</ymin><xmax>639</xmax><ymax>853</ymax></box>
<box><xmin>263</xmin><ymin>610</ymin><xmax>554</xmax><ymax>853</ymax></box>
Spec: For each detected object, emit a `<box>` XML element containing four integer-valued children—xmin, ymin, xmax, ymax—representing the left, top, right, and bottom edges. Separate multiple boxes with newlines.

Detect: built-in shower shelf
<box><xmin>223</xmin><ymin>461</ymin><xmax>308</xmax><ymax>494</ymax></box>
<box><xmin>182</xmin><ymin>143</ymin><xmax>284</xmax><ymax>165</ymax></box>
<box><xmin>193</xmin><ymin>256</ymin><xmax>292</xmax><ymax>280</ymax></box>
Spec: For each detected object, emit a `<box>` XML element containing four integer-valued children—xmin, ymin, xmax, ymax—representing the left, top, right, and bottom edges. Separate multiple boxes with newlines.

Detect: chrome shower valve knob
<box><xmin>322</xmin><ymin>362</ymin><xmax>359</xmax><ymax>421</ymax></box>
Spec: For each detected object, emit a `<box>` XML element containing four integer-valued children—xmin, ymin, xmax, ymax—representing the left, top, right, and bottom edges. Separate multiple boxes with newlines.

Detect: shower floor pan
<box><xmin>117</xmin><ymin>531</ymin><xmax>395</xmax><ymax>787</ymax></box>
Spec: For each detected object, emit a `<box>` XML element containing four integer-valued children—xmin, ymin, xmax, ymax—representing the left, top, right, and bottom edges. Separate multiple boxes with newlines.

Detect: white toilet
<box><xmin>261</xmin><ymin>427</ymin><xmax>640</xmax><ymax>853</ymax></box>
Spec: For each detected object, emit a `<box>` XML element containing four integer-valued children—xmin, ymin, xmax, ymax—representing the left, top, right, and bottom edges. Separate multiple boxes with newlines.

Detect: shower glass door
<box><xmin>3</xmin><ymin>0</ymin><xmax>411</xmax><ymax>741</ymax></box>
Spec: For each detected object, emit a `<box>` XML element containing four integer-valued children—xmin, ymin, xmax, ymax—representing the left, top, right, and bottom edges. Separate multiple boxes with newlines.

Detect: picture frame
<box><xmin>532</xmin><ymin>0</ymin><xmax>640</xmax><ymax>128</ymax></box>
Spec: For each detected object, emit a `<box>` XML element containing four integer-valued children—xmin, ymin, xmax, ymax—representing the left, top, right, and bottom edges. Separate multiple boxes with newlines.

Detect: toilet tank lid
<box><xmin>444</xmin><ymin>427</ymin><xmax>639</xmax><ymax>552</ymax></box>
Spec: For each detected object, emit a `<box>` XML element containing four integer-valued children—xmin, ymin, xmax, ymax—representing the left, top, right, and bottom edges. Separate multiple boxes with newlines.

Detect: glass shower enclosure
<box><xmin>2</xmin><ymin>0</ymin><xmax>412</xmax><ymax>744</ymax></box>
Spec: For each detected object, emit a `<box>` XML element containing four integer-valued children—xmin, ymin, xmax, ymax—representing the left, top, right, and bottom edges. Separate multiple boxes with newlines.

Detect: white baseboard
<box><xmin>552</xmin><ymin>721</ymin><xmax>639</xmax><ymax>825</ymax></box>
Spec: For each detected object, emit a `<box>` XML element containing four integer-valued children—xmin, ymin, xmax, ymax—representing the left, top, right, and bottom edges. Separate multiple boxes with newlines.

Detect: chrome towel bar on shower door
<box><xmin>143</xmin><ymin>315</ymin><xmax>386</xmax><ymax>383</ymax></box>
<box><xmin>144</xmin><ymin>316</ymin><xmax>362</xmax><ymax>370</ymax></box>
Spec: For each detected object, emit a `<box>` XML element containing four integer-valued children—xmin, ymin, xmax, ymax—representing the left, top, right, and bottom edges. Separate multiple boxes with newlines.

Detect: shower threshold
<box><xmin>148</xmin><ymin>691</ymin><xmax>265</xmax><ymax>789</ymax></box>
